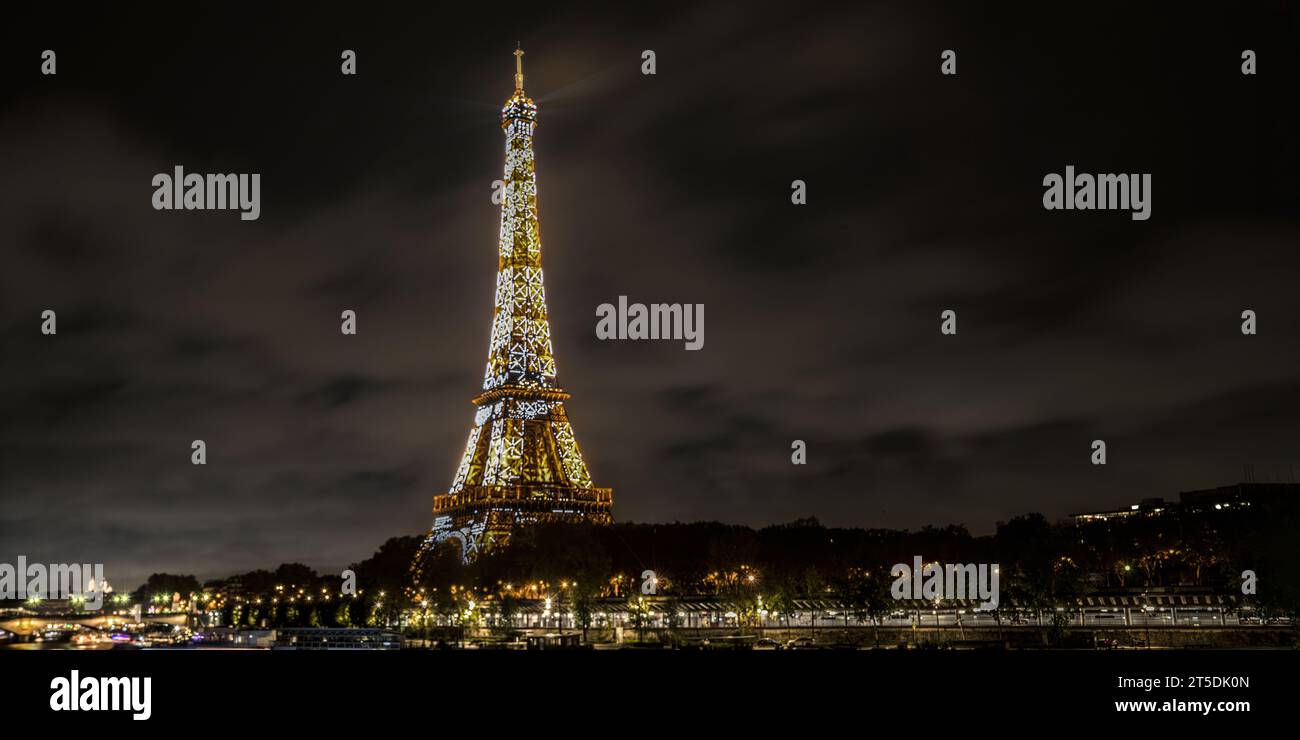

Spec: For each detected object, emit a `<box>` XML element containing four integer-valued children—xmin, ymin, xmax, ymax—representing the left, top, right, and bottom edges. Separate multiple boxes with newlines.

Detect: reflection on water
<box><xmin>1</xmin><ymin>642</ymin><xmax>115</xmax><ymax>650</ymax></box>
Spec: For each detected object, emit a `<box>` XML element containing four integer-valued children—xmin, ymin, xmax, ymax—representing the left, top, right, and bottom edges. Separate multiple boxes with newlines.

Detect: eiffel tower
<box><xmin>414</xmin><ymin>48</ymin><xmax>614</xmax><ymax>566</ymax></box>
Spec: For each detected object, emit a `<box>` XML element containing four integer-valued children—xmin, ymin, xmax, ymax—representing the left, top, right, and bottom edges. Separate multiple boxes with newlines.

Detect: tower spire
<box><xmin>513</xmin><ymin>45</ymin><xmax>525</xmax><ymax>92</ymax></box>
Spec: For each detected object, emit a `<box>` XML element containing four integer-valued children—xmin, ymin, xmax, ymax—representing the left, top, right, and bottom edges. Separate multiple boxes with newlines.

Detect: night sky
<box><xmin>2</xmin><ymin>2</ymin><xmax>1297</xmax><ymax>587</ymax></box>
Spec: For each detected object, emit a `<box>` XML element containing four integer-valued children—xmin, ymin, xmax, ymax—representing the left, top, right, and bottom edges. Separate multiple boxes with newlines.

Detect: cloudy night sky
<box><xmin>1</xmin><ymin>2</ymin><xmax>1297</xmax><ymax>587</ymax></box>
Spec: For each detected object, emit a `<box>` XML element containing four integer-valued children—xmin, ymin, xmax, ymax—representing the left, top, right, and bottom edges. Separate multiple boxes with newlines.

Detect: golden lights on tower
<box><xmin>412</xmin><ymin>48</ymin><xmax>613</xmax><ymax>568</ymax></box>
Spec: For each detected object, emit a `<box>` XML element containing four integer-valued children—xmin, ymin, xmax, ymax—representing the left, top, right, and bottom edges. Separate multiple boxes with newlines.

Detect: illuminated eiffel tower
<box><xmin>414</xmin><ymin>48</ymin><xmax>614</xmax><ymax>565</ymax></box>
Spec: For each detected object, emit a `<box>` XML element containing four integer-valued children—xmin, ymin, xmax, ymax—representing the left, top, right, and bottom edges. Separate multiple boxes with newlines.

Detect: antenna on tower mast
<box><xmin>514</xmin><ymin>44</ymin><xmax>525</xmax><ymax>92</ymax></box>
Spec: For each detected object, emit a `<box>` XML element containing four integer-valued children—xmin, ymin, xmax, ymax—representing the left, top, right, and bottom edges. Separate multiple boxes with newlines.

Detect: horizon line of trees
<box><xmin>115</xmin><ymin>498</ymin><xmax>1300</xmax><ymax>629</ymax></box>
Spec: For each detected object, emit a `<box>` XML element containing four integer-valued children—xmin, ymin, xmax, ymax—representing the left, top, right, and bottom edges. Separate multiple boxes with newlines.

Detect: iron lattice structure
<box><xmin>414</xmin><ymin>49</ymin><xmax>613</xmax><ymax>566</ymax></box>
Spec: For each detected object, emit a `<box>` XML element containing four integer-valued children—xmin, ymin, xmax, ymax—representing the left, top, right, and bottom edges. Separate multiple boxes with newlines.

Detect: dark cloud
<box><xmin>0</xmin><ymin>2</ymin><xmax>1297</xmax><ymax>587</ymax></box>
<box><xmin>296</xmin><ymin>375</ymin><xmax>392</xmax><ymax>409</ymax></box>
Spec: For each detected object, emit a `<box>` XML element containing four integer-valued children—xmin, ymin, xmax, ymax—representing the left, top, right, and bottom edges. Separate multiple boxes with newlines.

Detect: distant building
<box><xmin>1071</xmin><ymin>482</ymin><xmax>1298</xmax><ymax>524</ymax></box>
